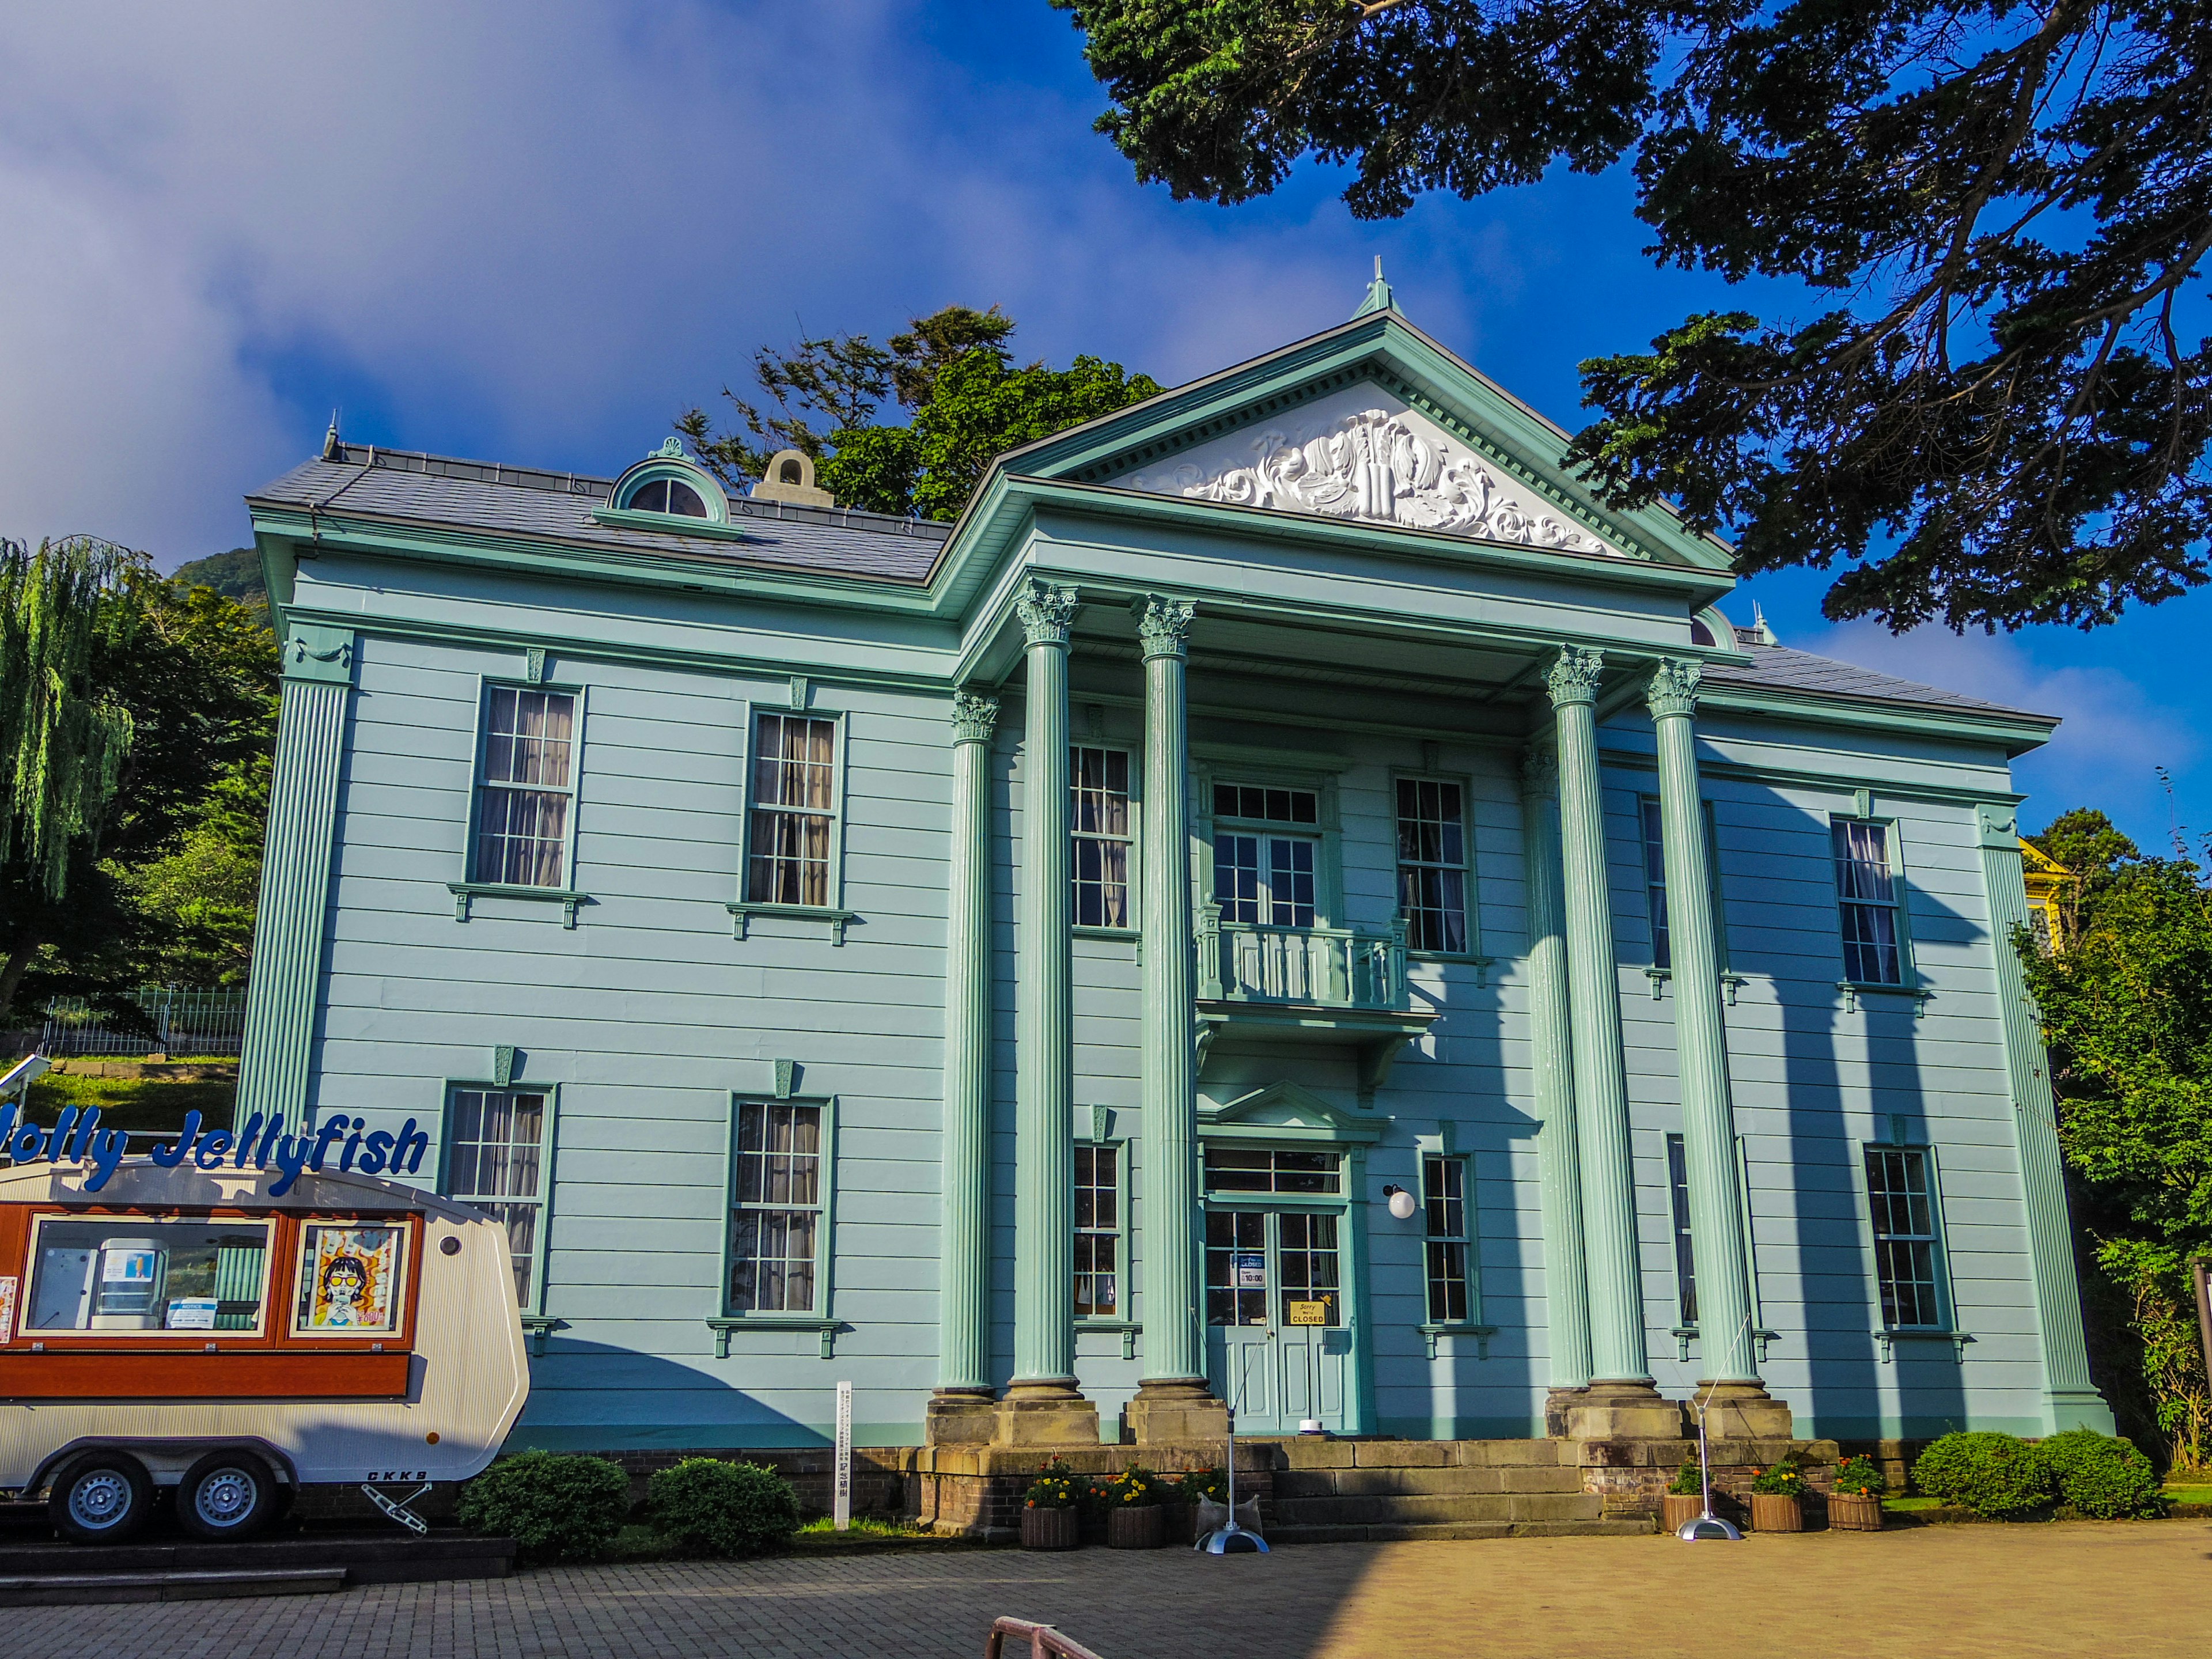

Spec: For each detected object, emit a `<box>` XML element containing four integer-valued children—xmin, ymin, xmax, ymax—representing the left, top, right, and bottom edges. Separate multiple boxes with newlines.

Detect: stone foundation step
<box><xmin>1264</xmin><ymin>1519</ymin><xmax>1654</xmax><ymax>1545</ymax></box>
<box><xmin>1274</xmin><ymin>1466</ymin><xmax>1584</xmax><ymax>1498</ymax></box>
<box><xmin>0</xmin><ymin>1566</ymin><xmax>346</xmax><ymax>1607</ymax></box>
<box><xmin>1268</xmin><ymin>1491</ymin><xmax>1603</xmax><ymax>1527</ymax></box>
<box><xmin>1270</xmin><ymin>1439</ymin><xmax>1575</xmax><ymax>1472</ymax></box>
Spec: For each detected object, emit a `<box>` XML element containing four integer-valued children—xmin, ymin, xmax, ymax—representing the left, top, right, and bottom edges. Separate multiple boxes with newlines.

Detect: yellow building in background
<box><xmin>2021</xmin><ymin>839</ymin><xmax>2075</xmax><ymax>953</ymax></box>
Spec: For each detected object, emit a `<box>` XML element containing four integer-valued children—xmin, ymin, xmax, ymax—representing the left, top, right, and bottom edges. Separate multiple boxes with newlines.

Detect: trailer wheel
<box><xmin>48</xmin><ymin>1453</ymin><xmax>154</xmax><ymax>1545</ymax></box>
<box><xmin>177</xmin><ymin>1450</ymin><xmax>278</xmax><ymax>1541</ymax></box>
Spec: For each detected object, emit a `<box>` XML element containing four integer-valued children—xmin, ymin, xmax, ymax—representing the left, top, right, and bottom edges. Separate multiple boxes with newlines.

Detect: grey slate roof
<box><xmin>1708</xmin><ymin>627</ymin><xmax>2050</xmax><ymax>722</ymax></box>
<box><xmin>247</xmin><ymin>445</ymin><xmax>948</xmax><ymax>584</ymax></box>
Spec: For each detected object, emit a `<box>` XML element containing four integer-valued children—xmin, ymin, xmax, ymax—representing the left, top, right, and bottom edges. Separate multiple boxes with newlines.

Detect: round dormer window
<box><xmin>626</xmin><ymin>476</ymin><xmax>709</xmax><ymax>518</ymax></box>
<box><xmin>610</xmin><ymin>438</ymin><xmax>729</xmax><ymax>524</ymax></box>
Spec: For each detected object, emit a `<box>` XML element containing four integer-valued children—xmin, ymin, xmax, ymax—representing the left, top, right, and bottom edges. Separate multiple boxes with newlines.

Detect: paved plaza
<box><xmin>7</xmin><ymin>1522</ymin><xmax>2204</xmax><ymax>1659</ymax></box>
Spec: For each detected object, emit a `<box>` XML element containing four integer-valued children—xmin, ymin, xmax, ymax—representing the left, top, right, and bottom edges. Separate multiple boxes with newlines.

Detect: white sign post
<box><xmin>834</xmin><ymin>1380</ymin><xmax>853</xmax><ymax>1532</ymax></box>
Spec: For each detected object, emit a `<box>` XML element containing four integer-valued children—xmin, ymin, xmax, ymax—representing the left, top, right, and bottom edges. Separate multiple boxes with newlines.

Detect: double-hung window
<box><xmin>1073</xmin><ymin>1143</ymin><xmax>1121</xmax><ymax>1319</ymax></box>
<box><xmin>444</xmin><ymin>1088</ymin><xmax>553</xmax><ymax>1306</ymax></box>
<box><xmin>1421</xmin><ymin>1154</ymin><xmax>1473</xmax><ymax>1323</ymax></box>
<box><xmin>747</xmin><ymin>712</ymin><xmax>839</xmax><ymax>907</ymax></box>
<box><xmin>1071</xmin><ymin>748</ymin><xmax>1132</xmax><ymax>929</ymax></box>
<box><xmin>1865</xmin><ymin>1145</ymin><xmax>1944</xmax><ymax>1329</ymax></box>
<box><xmin>472</xmin><ymin>687</ymin><xmax>577</xmax><ymax>887</ymax></box>
<box><xmin>1834</xmin><ymin>819</ymin><xmax>1906</xmax><ymax>984</ymax></box>
<box><xmin>1665</xmin><ymin>1134</ymin><xmax>1698</xmax><ymax>1325</ymax></box>
<box><xmin>728</xmin><ymin>1100</ymin><xmax>827</xmax><ymax>1315</ymax></box>
<box><xmin>1641</xmin><ymin>799</ymin><xmax>1729</xmax><ymax>971</ymax></box>
<box><xmin>1213</xmin><ymin>782</ymin><xmax>1320</xmax><ymax>928</ymax></box>
<box><xmin>1396</xmin><ymin>779</ymin><xmax>1469</xmax><ymax>954</ymax></box>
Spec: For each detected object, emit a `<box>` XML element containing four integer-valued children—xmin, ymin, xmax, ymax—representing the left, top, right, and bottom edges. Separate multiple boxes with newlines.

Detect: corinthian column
<box><xmin>1520</xmin><ymin>744</ymin><xmax>1593</xmax><ymax>1427</ymax></box>
<box><xmin>1127</xmin><ymin>595</ymin><xmax>1228</xmax><ymax>1444</ymax></box>
<box><xmin>1546</xmin><ymin>646</ymin><xmax>1679</xmax><ymax>1440</ymax></box>
<box><xmin>1647</xmin><ymin>659</ymin><xmax>1791</xmax><ymax>1438</ymax></box>
<box><xmin>997</xmin><ymin>578</ymin><xmax>1099</xmax><ymax>1445</ymax></box>
<box><xmin>928</xmin><ymin>690</ymin><xmax>999</xmax><ymax>1446</ymax></box>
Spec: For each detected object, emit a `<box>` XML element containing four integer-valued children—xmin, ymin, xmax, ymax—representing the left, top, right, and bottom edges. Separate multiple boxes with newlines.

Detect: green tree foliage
<box><xmin>678</xmin><ymin>305</ymin><xmax>1160</xmax><ymax>519</ymax></box>
<box><xmin>0</xmin><ymin>549</ymin><xmax>276</xmax><ymax>1022</ymax></box>
<box><xmin>169</xmin><ymin>548</ymin><xmax>268</xmax><ymax>612</ymax></box>
<box><xmin>2020</xmin><ymin>807</ymin><xmax>2212</xmax><ymax>1468</ymax></box>
<box><xmin>1057</xmin><ymin>0</ymin><xmax>2212</xmax><ymax>633</ymax></box>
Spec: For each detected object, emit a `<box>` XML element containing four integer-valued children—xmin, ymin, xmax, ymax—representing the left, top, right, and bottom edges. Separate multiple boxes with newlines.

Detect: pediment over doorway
<box><xmin>1199</xmin><ymin>1080</ymin><xmax>1383</xmax><ymax>1145</ymax></box>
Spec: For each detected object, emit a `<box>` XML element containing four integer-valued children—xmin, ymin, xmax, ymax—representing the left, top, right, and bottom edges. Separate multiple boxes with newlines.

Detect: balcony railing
<box><xmin>1196</xmin><ymin>907</ymin><xmax>1409</xmax><ymax>1012</ymax></box>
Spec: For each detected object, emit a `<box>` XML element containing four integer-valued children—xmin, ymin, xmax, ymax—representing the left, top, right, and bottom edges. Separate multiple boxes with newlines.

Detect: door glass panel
<box><xmin>1266</xmin><ymin>838</ymin><xmax>1316</xmax><ymax>927</ymax></box>
<box><xmin>1278</xmin><ymin>1212</ymin><xmax>1342</xmax><ymax>1327</ymax></box>
<box><xmin>1205</xmin><ymin>1211</ymin><xmax>1268</xmax><ymax>1325</ymax></box>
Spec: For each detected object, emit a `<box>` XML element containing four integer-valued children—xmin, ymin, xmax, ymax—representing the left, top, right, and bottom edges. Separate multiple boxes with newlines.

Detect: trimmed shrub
<box><xmin>456</xmin><ymin>1450</ymin><xmax>631</xmax><ymax>1562</ymax></box>
<box><xmin>1912</xmin><ymin>1432</ymin><xmax>2056</xmax><ymax>1519</ymax></box>
<box><xmin>645</xmin><ymin>1457</ymin><xmax>800</xmax><ymax>1558</ymax></box>
<box><xmin>2040</xmin><ymin>1429</ymin><xmax>2165</xmax><ymax>1519</ymax></box>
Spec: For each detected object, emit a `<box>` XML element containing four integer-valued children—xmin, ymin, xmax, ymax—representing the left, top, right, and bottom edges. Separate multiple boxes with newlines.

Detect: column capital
<box><xmin>1520</xmin><ymin>743</ymin><xmax>1559</xmax><ymax>800</ymax></box>
<box><xmin>949</xmin><ymin>690</ymin><xmax>1000</xmax><ymax>744</ymax></box>
<box><xmin>1644</xmin><ymin>657</ymin><xmax>1703</xmax><ymax>721</ymax></box>
<box><xmin>1544</xmin><ymin>645</ymin><xmax>1605</xmax><ymax>708</ymax></box>
<box><xmin>1132</xmin><ymin>593</ymin><xmax>1196</xmax><ymax>660</ymax></box>
<box><xmin>1015</xmin><ymin>579</ymin><xmax>1081</xmax><ymax>647</ymax></box>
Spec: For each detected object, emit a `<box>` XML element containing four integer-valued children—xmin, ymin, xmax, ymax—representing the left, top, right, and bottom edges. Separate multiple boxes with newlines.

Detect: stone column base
<box><xmin>1543</xmin><ymin>1387</ymin><xmax>1589</xmax><ymax>1438</ymax></box>
<box><xmin>1128</xmin><ymin>1379</ymin><xmax>1229</xmax><ymax>1445</ymax></box>
<box><xmin>925</xmin><ymin>1388</ymin><xmax>999</xmax><ymax>1446</ymax></box>
<box><xmin>1564</xmin><ymin>1380</ymin><xmax>1687</xmax><ymax>1441</ymax></box>
<box><xmin>1688</xmin><ymin>1380</ymin><xmax>1794</xmax><ymax>1442</ymax></box>
<box><xmin>993</xmin><ymin>1381</ymin><xmax>1100</xmax><ymax>1446</ymax></box>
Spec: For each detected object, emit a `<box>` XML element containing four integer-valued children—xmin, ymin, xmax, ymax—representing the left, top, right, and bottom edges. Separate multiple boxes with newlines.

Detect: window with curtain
<box><xmin>747</xmin><ymin>713</ymin><xmax>839</xmax><ymax>907</ymax></box>
<box><xmin>1834</xmin><ymin>820</ymin><xmax>1904</xmax><ymax>984</ymax></box>
<box><xmin>1073</xmin><ymin>1144</ymin><xmax>1120</xmax><ymax>1317</ymax></box>
<box><xmin>729</xmin><ymin>1101</ymin><xmax>825</xmax><ymax>1314</ymax></box>
<box><xmin>445</xmin><ymin>1088</ymin><xmax>551</xmax><ymax>1305</ymax></box>
<box><xmin>1396</xmin><ymin>779</ymin><xmax>1468</xmax><ymax>953</ymax></box>
<box><xmin>1071</xmin><ymin>747</ymin><xmax>1132</xmax><ymax>929</ymax></box>
<box><xmin>472</xmin><ymin>687</ymin><xmax>577</xmax><ymax>888</ymax></box>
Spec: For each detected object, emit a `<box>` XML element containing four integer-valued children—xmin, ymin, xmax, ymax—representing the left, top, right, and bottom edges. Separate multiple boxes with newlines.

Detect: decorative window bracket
<box><xmin>726</xmin><ymin>902</ymin><xmax>858</xmax><ymax>944</ymax></box>
<box><xmin>709</xmin><ymin>1317</ymin><xmax>840</xmax><ymax>1359</ymax></box>
<box><xmin>1672</xmin><ymin>1325</ymin><xmax>1778</xmax><ymax>1363</ymax></box>
<box><xmin>1874</xmin><ymin>1328</ymin><xmax>1972</xmax><ymax>1363</ymax></box>
<box><xmin>1645</xmin><ymin>968</ymin><xmax>1749</xmax><ymax>1005</ymax></box>
<box><xmin>518</xmin><ymin>1315</ymin><xmax>563</xmax><ymax>1358</ymax></box>
<box><xmin>449</xmin><ymin>882</ymin><xmax>589</xmax><ymax>929</ymax></box>
<box><xmin>1419</xmin><ymin>1323</ymin><xmax>1497</xmax><ymax>1361</ymax></box>
<box><xmin>1839</xmin><ymin>982</ymin><xmax>1936</xmax><ymax>1017</ymax></box>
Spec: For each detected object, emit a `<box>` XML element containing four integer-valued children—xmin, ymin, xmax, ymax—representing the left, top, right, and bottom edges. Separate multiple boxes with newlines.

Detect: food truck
<box><xmin>0</xmin><ymin>1101</ymin><xmax>528</xmax><ymax>1544</ymax></box>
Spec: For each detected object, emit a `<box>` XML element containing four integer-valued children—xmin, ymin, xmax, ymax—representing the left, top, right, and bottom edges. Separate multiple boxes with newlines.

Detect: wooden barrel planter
<box><xmin>1021</xmin><ymin>1506</ymin><xmax>1081</xmax><ymax>1550</ymax></box>
<box><xmin>1828</xmin><ymin>1493</ymin><xmax>1884</xmax><ymax>1532</ymax></box>
<box><xmin>1107</xmin><ymin>1505</ymin><xmax>1166</xmax><ymax>1549</ymax></box>
<box><xmin>1748</xmin><ymin>1494</ymin><xmax>1804</xmax><ymax>1533</ymax></box>
<box><xmin>1662</xmin><ymin>1494</ymin><xmax>1706</xmax><ymax>1533</ymax></box>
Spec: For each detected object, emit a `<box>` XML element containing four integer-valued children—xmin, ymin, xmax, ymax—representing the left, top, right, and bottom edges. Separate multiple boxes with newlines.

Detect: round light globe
<box><xmin>1387</xmin><ymin>1188</ymin><xmax>1418</xmax><ymax>1221</ymax></box>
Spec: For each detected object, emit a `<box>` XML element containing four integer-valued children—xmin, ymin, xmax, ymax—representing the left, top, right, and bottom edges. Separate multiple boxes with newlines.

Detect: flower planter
<box><xmin>1662</xmin><ymin>1494</ymin><xmax>1706</xmax><ymax>1532</ymax></box>
<box><xmin>1107</xmin><ymin>1504</ymin><xmax>1165</xmax><ymax>1549</ymax></box>
<box><xmin>1828</xmin><ymin>1493</ymin><xmax>1884</xmax><ymax>1532</ymax></box>
<box><xmin>1021</xmin><ymin>1506</ymin><xmax>1081</xmax><ymax>1550</ymax></box>
<box><xmin>1748</xmin><ymin>1493</ymin><xmax>1804</xmax><ymax>1533</ymax></box>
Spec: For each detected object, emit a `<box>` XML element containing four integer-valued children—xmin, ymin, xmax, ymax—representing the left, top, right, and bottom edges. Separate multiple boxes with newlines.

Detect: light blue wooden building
<box><xmin>237</xmin><ymin>278</ymin><xmax>2111</xmax><ymax>1454</ymax></box>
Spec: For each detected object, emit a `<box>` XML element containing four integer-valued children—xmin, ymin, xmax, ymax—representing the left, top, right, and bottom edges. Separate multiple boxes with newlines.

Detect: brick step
<box><xmin>1268</xmin><ymin>1491</ymin><xmax>1603</xmax><ymax>1527</ymax></box>
<box><xmin>1274</xmin><ymin>1467</ymin><xmax>1584</xmax><ymax>1499</ymax></box>
<box><xmin>1264</xmin><ymin>1519</ymin><xmax>1654</xmax><ymax>1546</ymax></box>
<box><xmin>0</xmin><ymin>1566</ymin><xmax>345</xmax><ymax>1607</ymax></box>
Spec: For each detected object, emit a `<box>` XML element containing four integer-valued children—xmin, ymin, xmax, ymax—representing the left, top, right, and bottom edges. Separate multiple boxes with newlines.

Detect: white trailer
<box><xmin>0</xmin><ymin>1155</ymin><xmax>528</xmax><ymax>1543</ymax></box>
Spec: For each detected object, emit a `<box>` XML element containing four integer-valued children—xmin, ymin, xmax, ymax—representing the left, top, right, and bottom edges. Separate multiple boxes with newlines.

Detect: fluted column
<box><xmin>998</xmin><ymin>579</ymin><xmax>1099</xmax><ymax>1443</ymax></box>
<box><xmin>928</xmin><ymin>690</ymin><xmax>999</xmax><ymax>1444</ymax></box>
<box><xmin>1127</xmin><ymin>596</ymin><xmax>1228</xmax><ymax>1443</ymax></box>
<box><xmin>1647</xmin><ymin>661</ymin><xmax>1789</xmax><ymax>1434</ymax></box>
<box><xmin>1547</xmin><ymin>646</ymin><xmax>1676</xmax><ymax>1435</ymax></box>
<box><xmin>1520</xmin><ymin>744</ymin><xmax>1593</xmax><ymax>1416</ymax></box>
<box><xmin>237</xmin><ymin>624</ymin><xmax>355</xmax><ymax>1131</ymax></box>
<box><xmin>1974</xmin><ymin>802</ymin><xmax>2115</xmax><ymax>1433</ymax></box>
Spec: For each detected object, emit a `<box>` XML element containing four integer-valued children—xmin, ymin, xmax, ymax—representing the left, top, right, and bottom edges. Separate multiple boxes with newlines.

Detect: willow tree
<box><xmin>0</xmin><ymin>537</ymin><xmax>142</xmax><ymax>1015</ymax></box>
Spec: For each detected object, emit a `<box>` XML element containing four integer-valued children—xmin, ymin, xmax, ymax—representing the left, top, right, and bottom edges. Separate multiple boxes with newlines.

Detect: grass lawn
<box><xmin>18</xmin><ymin>1069</ymin><xmax>234</xmax><ymax>1133</ymax></box>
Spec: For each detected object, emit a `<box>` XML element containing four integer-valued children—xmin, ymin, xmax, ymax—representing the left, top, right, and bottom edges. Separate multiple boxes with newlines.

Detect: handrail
<box><xmin>986</xmin><ymin>1617</ymin><xmax>1111</xmax><ymax>1659</ymax></box>
<box><xmin>1195</xmin><ymin>903</ymin><xmax>1409</xmax><ymax>1010</ymax></box>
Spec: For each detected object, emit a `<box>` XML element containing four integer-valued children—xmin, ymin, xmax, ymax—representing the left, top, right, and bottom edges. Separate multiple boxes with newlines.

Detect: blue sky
<box><xmin>0</xmin><ymin>1</ymin><xmax>2199</xmax><ymax>849</ymax></box>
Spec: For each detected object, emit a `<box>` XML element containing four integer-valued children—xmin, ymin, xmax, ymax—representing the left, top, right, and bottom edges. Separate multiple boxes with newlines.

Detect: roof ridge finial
<box><xmin>1352</xmin><ymin>256</ymin><xmax>1397</xmax><ymax>319</ymax></box>
<box><xmin>1751</xmin><ymin>601</ymin><xmax>1778</xmax><ymax>645</ymax></box>
<box><xmin>322</xmin><ymin>409</ymin><xmax>343</xmax><ymax>462</ymax></box>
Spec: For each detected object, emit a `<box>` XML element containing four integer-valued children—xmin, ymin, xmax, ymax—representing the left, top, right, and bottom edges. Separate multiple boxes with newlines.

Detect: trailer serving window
<box><xmin>24</xmin><ymin>1217</ymin><xmax>273</xmax><ymax>1335</ymax></box>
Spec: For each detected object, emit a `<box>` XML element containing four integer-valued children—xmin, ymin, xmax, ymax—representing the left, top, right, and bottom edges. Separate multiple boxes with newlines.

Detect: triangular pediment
<box><xmin>1200</xmin><ymin>1080</ymin><xmax>1382</xmax><ymax>1143</ymax></box>
<box><xmin>999</xmin><ymin>309</ymin><xmax>1733</xmax><ymax>571</ymax></box>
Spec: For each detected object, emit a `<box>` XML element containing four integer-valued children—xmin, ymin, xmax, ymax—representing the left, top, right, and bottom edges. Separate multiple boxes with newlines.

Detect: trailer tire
<box><xmin>49</xmin><ymin>1453</ymin><xmax>154</xmax><ymax>1545</ymax></box>
<box><xmin>177</xmin><ymin>1450</ymin><xmax>279</xmax><ymax>1541</ymax></box>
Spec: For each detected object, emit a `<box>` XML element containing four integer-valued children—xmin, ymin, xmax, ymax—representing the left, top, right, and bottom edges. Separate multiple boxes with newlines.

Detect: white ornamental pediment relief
<box><xmin>1125</xmin><ymin>399</ymin><xmax>1627</xmax><ymax>558</ymax></box>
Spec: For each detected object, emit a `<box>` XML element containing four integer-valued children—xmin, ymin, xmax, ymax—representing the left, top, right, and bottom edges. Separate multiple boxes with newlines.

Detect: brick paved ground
<box><xmin>6</xmin><ymin>1521</ymin><xmax>2204</xmax><ymax>1659</ymax></box>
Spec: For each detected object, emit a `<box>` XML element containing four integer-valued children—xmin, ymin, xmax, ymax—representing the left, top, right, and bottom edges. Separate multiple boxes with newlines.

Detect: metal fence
<box><xmin>38</xmin><ymin>987</ymin><xmax>248</xmax><ymax>1058</ymax></box>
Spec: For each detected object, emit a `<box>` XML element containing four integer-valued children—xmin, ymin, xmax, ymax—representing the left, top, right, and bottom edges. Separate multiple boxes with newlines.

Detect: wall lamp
<box><xmin>1380</xmin><ymin>1184</ymin><xmax>1418</xmax><ymax>1221</ymax></box>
